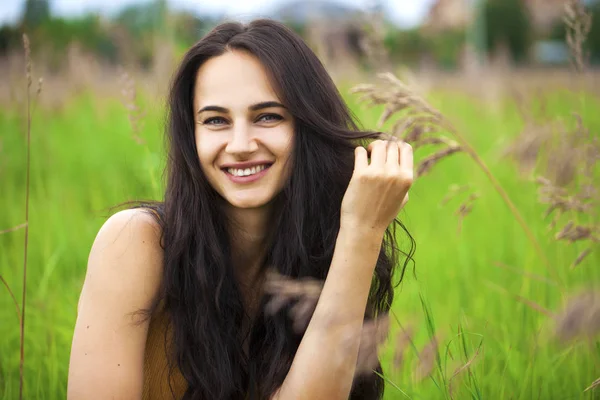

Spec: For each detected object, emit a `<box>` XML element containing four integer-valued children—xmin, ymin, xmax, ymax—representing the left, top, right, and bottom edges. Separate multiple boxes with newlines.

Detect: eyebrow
<box><xmin>197</xmin><ymin>101</ymin><xmax>286</xmax><ymax>114</ymax></box>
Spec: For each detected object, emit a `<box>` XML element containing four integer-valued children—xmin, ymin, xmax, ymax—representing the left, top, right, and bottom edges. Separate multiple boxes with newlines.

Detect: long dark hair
<box><xmin>143</xmin><ymin>19</ymin><xmax>415</xmax><ymax>400</ymax></box>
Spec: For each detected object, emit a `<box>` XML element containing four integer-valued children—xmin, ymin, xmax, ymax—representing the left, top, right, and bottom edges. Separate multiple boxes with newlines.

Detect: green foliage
<box><xmin>115</xmin><ymin>0</ymin><xmax>167</xmax><ymax>38</ymax></box>
<box><xmin>31</xmin><ymin>16</ymin><xmax>118</xmax><ymax>66</ymax></box>
<box><xmin>385</xmin><ymin>27</ymin><xmax>465</xmax><ymax>69</ymax></box>
<box><xmin>171</xmin><ymin>12</ymin><xmax>219</xmax><ymax>48</ymax></box>
<box><xmin>22</xmin><ymin>0</ymin><xmax>51</xmax><ymax>29</ymax></box>
<box><xmin>385</xmin><ymin>27</ymin><xmax>427</xmax><ymax>66</ymax></box>
<box><xmin>0</xmin><ymin>25</ymin><xmax>20</xmax><ymax>55</ymax></box>
<box><xmin>428</xmin><ymin>28</ymin><xmax>466</xmax><ymax>69</ymax></box>
<box><xmin>483</xmin><ymin>0</ymin><xmax>532</xmax><ymax>63</ymax></box>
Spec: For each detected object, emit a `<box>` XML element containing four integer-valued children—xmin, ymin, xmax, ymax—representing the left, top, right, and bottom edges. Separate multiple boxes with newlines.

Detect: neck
<box><xmin>224</xmin><ymin>203</ymin><xmax>273</xmax><ymax>285</ymax></box>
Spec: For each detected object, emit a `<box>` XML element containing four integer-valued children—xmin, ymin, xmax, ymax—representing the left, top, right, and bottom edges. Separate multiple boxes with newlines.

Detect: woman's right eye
<box><xmin>202</xmin><ymin>117</ymin><xmax>228</xmax><ymax>126</ymax></box>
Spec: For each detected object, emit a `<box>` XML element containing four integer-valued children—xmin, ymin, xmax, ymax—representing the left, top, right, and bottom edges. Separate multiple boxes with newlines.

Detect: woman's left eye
<box><xmin>257</xmin><ymin>114</ymin><xmax>283</xmax><ymax>123</ymax></box>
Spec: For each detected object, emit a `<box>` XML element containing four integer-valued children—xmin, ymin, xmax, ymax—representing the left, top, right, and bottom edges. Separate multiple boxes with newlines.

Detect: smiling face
<box><xmin>193</xmin><ymin>50</ymin><xmax>294</xmax><ymax>210</ymax></box>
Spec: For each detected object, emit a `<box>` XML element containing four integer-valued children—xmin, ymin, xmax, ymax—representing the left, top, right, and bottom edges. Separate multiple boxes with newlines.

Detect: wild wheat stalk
<box><xmin>440</xmin><ymin>117</ymin><xmax>555</xmax><ymax>279</ymax></box>
<box><xmin>20</xmin><ymin>33</ymin><xmax>32</xmax><ymax>400</ymax></box>
<box><xmin>564</xmin><ymin>0</ymin><xmax>592</xmax><ymax>73</ymax></box>
<box><xmin>352</xmin><ymin>73</ymin><xmax>559</xmax><ymax>285</ymax></box>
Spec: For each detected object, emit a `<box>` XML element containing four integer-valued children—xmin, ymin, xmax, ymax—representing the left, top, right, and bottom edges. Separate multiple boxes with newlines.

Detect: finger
<box><xmin>367</xmin><ymin>140</ymin><xmax>387</xmax><ymax>168</ymax></box>
<box><xmin>354</xmin><ymin>146</ymin><xmax>368</xmax><ymax>170</ymax></box>
<box><xmin>399</xmin><ymin>142</ymin><xmax>414</xmax><ymax>175</ymax></box>
<box><xmin>386</xmin><ymin>140</ymin><xmax>400</xmax><ymax>168</ymax></box>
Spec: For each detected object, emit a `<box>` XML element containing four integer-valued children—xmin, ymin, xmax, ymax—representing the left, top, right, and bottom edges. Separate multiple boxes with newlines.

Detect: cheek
<box><xmin>195</xmin><ymin>132</ymin><xmax>222</xmax><ymax>166</ymax></box>
<box><xmin>271</xmin><ymin>127</ymin><xmax>294</xmax><ymax>159</ymax></box>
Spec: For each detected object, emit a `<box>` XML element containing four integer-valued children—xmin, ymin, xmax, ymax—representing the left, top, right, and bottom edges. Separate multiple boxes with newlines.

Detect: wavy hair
<box><xmin>143</xmin><ymin>19</ymin><xmax>415</xmax><ymax>400</ymax></box>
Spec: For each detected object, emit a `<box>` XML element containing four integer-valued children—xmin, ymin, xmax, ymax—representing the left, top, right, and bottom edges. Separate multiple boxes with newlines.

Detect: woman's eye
<box><xmin>203</xmin><ymin>117</ymin><xmax>228</xmax><ymax>126</ymax></box>
<box><xmin>257</xmin><ymin>114</ymin><xmax>283</xmax><ymax>123</ymax></box>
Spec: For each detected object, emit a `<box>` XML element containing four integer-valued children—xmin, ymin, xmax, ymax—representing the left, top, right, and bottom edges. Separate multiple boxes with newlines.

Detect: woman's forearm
<box><xmin>274</xmin><ymin>224</ymin><xmax>384</xmax><ymax>400</ymax></box>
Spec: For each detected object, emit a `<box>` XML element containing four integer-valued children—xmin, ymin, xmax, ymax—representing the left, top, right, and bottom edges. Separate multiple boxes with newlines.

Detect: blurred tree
<box><xmin>30</xmin><ymin>15</ymin><xmax>118</xmax><ymax>69</ymax></box>
<box><xmin>171</xmin><ymin>12</ymin><xmax>219</xmax><ymax>48</ymax></box>
<box><xmin>0</xmin><ymin>25</ymin><xmax>20</xmax><ymax>55</ymax></box>
<box><xmin>384</xmin><ymin>27</ymin><xmax>428</xmax><ymax>65</ymax></box>
<box><xmin>116</xmin><ymin>0</ymin><xmax>167</xmax><ymax>38</ymax></box>
<box><xmin>22</xmin><ymin>0</ymin><xmax>51</xmax><ymax>29</ymax></box>
<box><xmin>483</xmin><ymin>0</ymin><xmax>532</xmax><ymax>63</ymax></box>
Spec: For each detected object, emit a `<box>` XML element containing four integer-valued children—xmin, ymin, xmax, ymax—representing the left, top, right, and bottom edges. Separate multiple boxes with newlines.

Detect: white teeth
<box><xmin>227</xmin><ymin>164</ymin><xmax>268</xmax><ymax>177</ymax></box>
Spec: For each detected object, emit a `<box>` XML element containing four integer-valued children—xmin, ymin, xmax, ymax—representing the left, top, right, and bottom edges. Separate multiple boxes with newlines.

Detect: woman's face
<box><xmin>194</xmin><ymin>50</ymin><xmax>294</xmax><ymax>210</ymax></box>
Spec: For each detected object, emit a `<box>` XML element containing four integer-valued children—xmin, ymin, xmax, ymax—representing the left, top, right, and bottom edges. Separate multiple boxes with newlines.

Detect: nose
<box><xmin>225</xmin><ymin>121</ymin><xmax>259</xmax><ymax>157</ymax></box>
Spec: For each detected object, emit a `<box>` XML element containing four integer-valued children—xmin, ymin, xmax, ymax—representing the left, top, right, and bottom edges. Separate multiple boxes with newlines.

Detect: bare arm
<box><xmin>67</xmin><ymin>209</ymin><xmax>163</xmax><ymax>399</ymax></box>
<box><xmin>274</xmin><ymin>140</ymin><xmax>413</xmax><ymax>400</ymax></box>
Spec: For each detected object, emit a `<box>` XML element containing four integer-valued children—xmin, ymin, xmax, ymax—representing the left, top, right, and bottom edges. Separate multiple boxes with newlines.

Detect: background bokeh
<box><xmin>1</xmin><ymin>0</ymin><xmax>599</xmax><ymax>399</ymax></box>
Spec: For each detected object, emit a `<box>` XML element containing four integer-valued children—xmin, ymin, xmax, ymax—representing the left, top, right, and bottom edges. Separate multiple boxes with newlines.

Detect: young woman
<box><xmin>67</xmin><ymin>19</ymin><xmax>414</xmax><ymax>400</ymax></box>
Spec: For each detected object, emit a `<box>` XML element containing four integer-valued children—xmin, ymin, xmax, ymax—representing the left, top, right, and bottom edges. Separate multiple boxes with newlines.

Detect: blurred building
<box><xmin>524</xmin><ymin>0</ymin><xmax>566</xmax><ymax>33</ymax></box>
<box><xmin>423</xmin><ymin>0</ymin><xmax>471</xmax><ymax>33</ymax></box>
<box><xmin>423</xmin><ymin>0</ymin><xmax>565</xmax><ymax>34</ymax></box>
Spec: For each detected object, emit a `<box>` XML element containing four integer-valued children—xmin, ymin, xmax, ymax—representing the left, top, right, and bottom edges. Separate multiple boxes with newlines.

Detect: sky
<box><xmin>0</xmin><ymin>0</ymin><xmax>437</xmax><ymax>28</ymax></box>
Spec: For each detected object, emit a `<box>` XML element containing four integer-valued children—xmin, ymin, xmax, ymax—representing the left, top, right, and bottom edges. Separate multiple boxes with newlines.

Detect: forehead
<box><xmin>194</xmin><ymin>50</ymin><xmax>281</xmax><ymax>108</ymax></box>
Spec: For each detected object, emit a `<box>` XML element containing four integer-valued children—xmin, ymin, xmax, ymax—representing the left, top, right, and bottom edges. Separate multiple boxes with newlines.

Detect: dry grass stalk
<box><xmin>571</xmin><ymin>247</ymin><xmax>592</xmax><ymax>269</ymax></box>
<box><xmin>0</xmin><ymin>275</ymin><xmax>21</xmax><ymax>325</ymax></box>
<box><xmin>447</xmin><ymin>344</ymin><xmax>482</xmax><ymax>398</ymax></box>
<box><xmin>417</xmin><ymin>146</ymin><xmax>462</xmax><ymax>178</ymax></box>
<box><xmin>502</xmin><ymin>119</ymin><xmax>554</xmax><ymax>178</ymax></box>
<box><xmin>455</xmin><ymin>192</ymin><xmax>480</xmax><ymax>234</ymax></box>
<box><xmin>449</xmin><ymin>345</ymin><xmax>481</xmax><ymax>382</ymax></box>
<box><xmin>486</xmin><ymin>281</ymin><xmax>555</xmax><ymax>318</ymax></box>
<box><xmin>264</xmin><ymin>270</ymin><xmax>323</xmax><ymax>333</ymax></box>
<box><xmin>563</xmin><ymin>0</ymin><xmax>592</xmax><ymax>73</ymax></box>
<box><xmin>352</xmin><ymin>73</ymin><xmax>557</xmax><ymax>283</ymax></box>
<box><xmin>414</xmin><ymin>335</ymin><xmax>440</xmax><ymax>382</ymax></box>
<box><xmin>0</xmin><ymin>222</ymin><xmax>28</xmax><ymax>235</ymax></box>
<box><xmin>355</xmin><ymin>315</ymin><xmax>390</xmax><ymax>376</ymax></box>
<box><xmin>439</xmin><ymin>184</ymin><xmax>473</xmax><ymax>207</ymax></box>
<box><xmin>392</xmin><ymin>324</ymin><xmax>414</xmax><ymax>371</ymax></box>
<box><xmin>554</xmin><ymin>290</ymin><xmax>600</xmax><ymax>343</ymax></box>
<box><xmin>532</xmin><ymin>119</ymin><xmax>599</xmax><ymax>267</ymax></box>
<box><xmin>507</xmin><ymin>106</ymin><xmax>600</xmax><ymax>268</ymax></box>
<box><xmin>19</xmin><ymin>32</ymin><xmax>35</xmax><ymax>400</ymax></box>
<box><xmin>118</xmin><ymin>69</ymin><xmax>146</xmax><ymax>145</ymax></box>
<box><xmin>493</xmin><ymin>261</ymin><xmax>559</xmax><ymax>287</ymax></box>
<box><xmin>264</xmin><ymin>271</ymin><xmax>394</xmax><ymax>377</ymax></box>
<box><xmin>584</xmin><ymin>376</ymin><xmax>600</xmax><ymax>392</ymax></box>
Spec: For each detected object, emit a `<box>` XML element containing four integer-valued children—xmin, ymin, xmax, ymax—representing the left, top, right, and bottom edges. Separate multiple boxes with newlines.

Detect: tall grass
<box><xmin>1</xmin><ymin>24</ymin><xmax>600</xmax><ymax>399</ymax></box>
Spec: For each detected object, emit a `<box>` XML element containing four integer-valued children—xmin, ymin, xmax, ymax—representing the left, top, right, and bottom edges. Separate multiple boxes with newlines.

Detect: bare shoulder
<box><xmin>92</xmin><ymin>208</ymin><xmax>162</xmax><ymax>254</ymax></box>
<box><xmin>68</xmin><ymin>208</ymin><xmax>164</xmax><ymax>398</ymax></box>
<box><xmin>83</xmin><ymin>208</ymin><xmax>164</xmax><ymax>311</ymax></box>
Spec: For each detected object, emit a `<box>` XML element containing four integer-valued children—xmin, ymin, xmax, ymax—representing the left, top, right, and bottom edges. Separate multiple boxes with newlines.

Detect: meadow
<box><xmin>0</xmin><ymin>57</ymin><xmax>599</xmax><ymax>399</ymax></box>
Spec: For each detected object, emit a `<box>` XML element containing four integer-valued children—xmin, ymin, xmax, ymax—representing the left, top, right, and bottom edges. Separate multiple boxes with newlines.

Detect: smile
<box><xmin>226</xmin><ymin>164</ymin><xmax>269</xmax><ymax>177</ymax></box>
<box><xmin>223</xmin><ymin>163</ymin><xmax>272</xmax><ymax>184</ymax></box>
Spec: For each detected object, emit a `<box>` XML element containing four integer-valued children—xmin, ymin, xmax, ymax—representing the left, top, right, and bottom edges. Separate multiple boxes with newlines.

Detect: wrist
<box><xmin>339</xmin><ymin>218</ymin><xmax>387</xmax><ymax>239</ymax></box>
<box><xmin>338</xmin><ymin>221</ymin><xmax>385</xmax><ymax>248</ymax></box>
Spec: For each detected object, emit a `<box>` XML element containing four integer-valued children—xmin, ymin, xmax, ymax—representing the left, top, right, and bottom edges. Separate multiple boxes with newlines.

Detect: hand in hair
<box><xmin>273</xmin><ymin>141</ymin><xmax>412</xmax><ymax>400</ymax></box>
<box><xmin>340</xmin><ymin>140</ymin><xmax>413</xmax><ymax>234</ymax></box>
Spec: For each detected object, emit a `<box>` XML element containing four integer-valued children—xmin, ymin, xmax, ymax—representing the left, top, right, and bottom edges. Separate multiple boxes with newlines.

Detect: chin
<box><xmin>225</xmin><ymin>193</ymin><xmax>275</xmax><ymax>210</ymax></box>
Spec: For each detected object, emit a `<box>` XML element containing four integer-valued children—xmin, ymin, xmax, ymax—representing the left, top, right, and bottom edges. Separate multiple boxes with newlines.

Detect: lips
<box><xmin>223</xmin><ymin>164</ymin><xmax>272</xmax><ymax>184</ymax></box>
<box><xmin>225</xmin><ymin>164</ymin><xmax>271</xmax><ymax>177</ymax></box>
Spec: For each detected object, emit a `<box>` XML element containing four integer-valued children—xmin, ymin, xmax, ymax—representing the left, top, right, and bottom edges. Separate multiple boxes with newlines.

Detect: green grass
<box><xmin>1</xmin><ymin>83</ymin><xmax>599</xmax><ymax>399</ymax></box>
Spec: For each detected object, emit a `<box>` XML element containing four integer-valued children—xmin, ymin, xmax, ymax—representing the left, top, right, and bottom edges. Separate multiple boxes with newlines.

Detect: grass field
<box><xmin>1</xmin><ymin>71</ymin><xmax>599</xmax><ymax>399</ymax></box>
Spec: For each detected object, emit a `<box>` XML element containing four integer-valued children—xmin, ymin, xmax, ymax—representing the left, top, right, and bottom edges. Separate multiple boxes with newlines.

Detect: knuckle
<box><xmin>398</xmin><ymin>171</ymin><xmax>414</xmax><ymax>185</ymax></box>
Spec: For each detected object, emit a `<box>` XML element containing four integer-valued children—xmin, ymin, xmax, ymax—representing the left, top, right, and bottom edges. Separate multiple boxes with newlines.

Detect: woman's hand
<box><xmin>340</xmin><ymin>140</ymin><xmax>413</xmax><ymax>234</ymax></box>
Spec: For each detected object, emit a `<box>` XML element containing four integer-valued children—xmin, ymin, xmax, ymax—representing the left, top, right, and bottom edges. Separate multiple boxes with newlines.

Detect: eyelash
<box><xmin>202</xmin><ymin>114</ymin><xmax>283</xmax><ymax>126</ymax></box>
